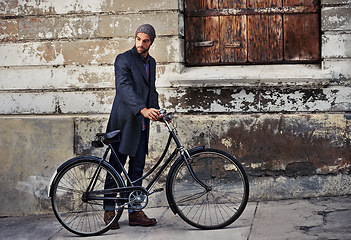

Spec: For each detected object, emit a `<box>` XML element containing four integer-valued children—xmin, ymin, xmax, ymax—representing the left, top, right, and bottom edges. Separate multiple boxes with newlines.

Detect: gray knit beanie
<box><xmin>135</xmin><ymin>24</ymin><xmax>156</xmax><ymax>44</ymax></box>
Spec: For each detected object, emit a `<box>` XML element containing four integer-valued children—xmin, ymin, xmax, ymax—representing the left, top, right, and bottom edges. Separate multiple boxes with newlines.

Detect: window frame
<box><xmin>183</xmin><ymin>0</ymin><xmax>322</xmax><ymax>66</ymax></box>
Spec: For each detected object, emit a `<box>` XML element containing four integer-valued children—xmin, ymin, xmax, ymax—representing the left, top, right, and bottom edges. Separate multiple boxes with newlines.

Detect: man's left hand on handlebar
<box><xmin>140</xmin><ymin>108</ymin><xmax>160</xmax><ymax>121</ymax></box>
<box><xmin>140</xmin><ymin>108</ymin><xmax>172</xmax><ymax>123</ymax></box>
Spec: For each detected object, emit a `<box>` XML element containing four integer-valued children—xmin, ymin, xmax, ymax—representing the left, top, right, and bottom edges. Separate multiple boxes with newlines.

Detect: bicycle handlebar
<box><xmin>159</xmin><ymin>109</ymin><xmax>174</xmax><ymax>122</ymax></box>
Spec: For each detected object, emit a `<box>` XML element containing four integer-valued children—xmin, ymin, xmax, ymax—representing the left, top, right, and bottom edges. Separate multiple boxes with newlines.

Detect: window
<box><xmin>184</xmin><ymin>0</ymin><xmax>321</xmax><ymax>66</ymax></box>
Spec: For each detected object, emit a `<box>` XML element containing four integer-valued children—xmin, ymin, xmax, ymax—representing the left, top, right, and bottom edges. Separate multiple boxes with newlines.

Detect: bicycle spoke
<box><xmin>181</xmin><ymin>191</ymin><xmax>204</xmax><ymax>217</ymax></box>
<box><xmin>211</xmin><ymin>189</ymin><xmax>242</xmax><ymax>210</ymax></box>
<box><xmin>175</xmin><ymin>190</ymin><xmax>207</xmax><ymax>204</ymax></box>
<box><xmin>56</xmin><ymin>185</ymin><xmax>84</xmax><ymax>195</ymax></box>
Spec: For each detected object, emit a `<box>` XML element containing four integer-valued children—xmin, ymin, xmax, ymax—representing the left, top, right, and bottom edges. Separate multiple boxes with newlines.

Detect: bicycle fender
<box><xmin>48</xmin><ymin>157</ymin><xmax>85</xmax><ymax>198</ymax></box>
<box><xmin>166</xmin><ymin>146</ymin><xmax>205</xmax><ymax>214</ymax></box>
<box><xmin>187</xmin><ymin>146</ymin><xmax>205</xmax><ymax>155</ymax></box>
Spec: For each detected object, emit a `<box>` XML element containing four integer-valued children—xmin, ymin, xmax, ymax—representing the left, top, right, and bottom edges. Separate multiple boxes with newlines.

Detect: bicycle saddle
<box><xmin>102</xmin><ymin>130</ymin><xmax>121</xmax><ymax>144</ymax></box>
<box><xmin>92</xmin><ymin>130</ymin><xmax>121</xmax><ymax>147</ymax></box>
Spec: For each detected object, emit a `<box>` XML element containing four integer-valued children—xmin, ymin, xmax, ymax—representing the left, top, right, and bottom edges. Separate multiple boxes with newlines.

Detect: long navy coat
<box><xmin>106</xmin><ymin>46</ymin><xmax>160</xmax><ymax>156</ymax></box>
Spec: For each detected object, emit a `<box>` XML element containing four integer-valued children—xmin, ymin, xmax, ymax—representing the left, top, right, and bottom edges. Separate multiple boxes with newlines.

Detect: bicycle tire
<box><xmin>51</xmin><ymin>156</ymin><xmax>124</xmax><ymax>236</ymax></box>
<box><xmin>166</xmin><ymin>148</ymin><xmax>249</xmax><ymax>230</ymax></box>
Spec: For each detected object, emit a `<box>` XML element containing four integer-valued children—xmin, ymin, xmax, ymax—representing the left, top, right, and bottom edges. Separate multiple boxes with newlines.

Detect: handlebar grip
<box><xmin>159</xmin><ymin>109</ymin><xmax>174</xmax><ymax>121</ymax></box>
<box><xmin>159</xmin><ymin>109</ymin><xmax>166</xmax><ymax>115</ymax></box>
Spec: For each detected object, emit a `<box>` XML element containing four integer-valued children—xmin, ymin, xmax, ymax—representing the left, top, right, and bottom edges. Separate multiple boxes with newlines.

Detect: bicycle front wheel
<box><xmin>166</xmin><ymin>149</ymin><xmax>249</xmax><ymax>229</ymax></box>
<box><xmin>51</xmin><ymin>157</ymin><xmax>124</xmax><ymax>236</ymax></box>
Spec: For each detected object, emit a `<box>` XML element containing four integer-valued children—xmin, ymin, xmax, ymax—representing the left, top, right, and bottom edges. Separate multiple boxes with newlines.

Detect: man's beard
<box><xmin>136</xmin><ymin>45</ymin><xmax>150</xmax><ymax>55</ymax></box>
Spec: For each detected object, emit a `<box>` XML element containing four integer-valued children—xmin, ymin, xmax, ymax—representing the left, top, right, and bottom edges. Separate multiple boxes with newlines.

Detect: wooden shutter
<box><xmin>184</xmin><ymin>0</ymin><xmax>320</xmax><ymax>65</ymax></box>
<box><xmin>185</xmin><ymin>1</ymin><xmax>220</xmax><ymax>64</ymax></box>
<box><xmin>283</xmin><ymin>0</ymin><xmax>320</xmax><ymax>61</ymax></box>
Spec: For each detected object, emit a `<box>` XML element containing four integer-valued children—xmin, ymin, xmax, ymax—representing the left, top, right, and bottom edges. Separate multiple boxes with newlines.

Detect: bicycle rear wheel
<box><xmin>51</xmin><ymin>156</ymin><xmax>124</xmax><ymax>236</ymax></box>
<box><xmin>166</xmin><ymin>148</ymin><xmax>249</xmax><ymax>229</ymax></box>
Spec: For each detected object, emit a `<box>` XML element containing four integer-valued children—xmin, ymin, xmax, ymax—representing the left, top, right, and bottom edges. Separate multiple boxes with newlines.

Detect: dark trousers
<box><xmin>104</xmin><ymin>130</ymin><xmax>147</xmax><ymax>210</ymax></box>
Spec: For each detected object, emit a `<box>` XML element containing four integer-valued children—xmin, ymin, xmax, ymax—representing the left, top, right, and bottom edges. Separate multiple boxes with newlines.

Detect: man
<box><xmin>104</xmin><ymin>24</ymin><xmax>160</xmax><ymax>229</ymax></box>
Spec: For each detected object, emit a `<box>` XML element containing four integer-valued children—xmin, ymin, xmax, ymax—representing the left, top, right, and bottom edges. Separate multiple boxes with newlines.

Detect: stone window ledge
<box><xmin>157</xmin><ymin>64</ymin><xmax>332</xmax><ymax>88</ymax></box>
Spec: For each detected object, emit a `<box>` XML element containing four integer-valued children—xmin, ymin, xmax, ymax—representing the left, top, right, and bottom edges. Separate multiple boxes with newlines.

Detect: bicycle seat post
<box><xmin>101</xmin><ymin>146</ymin><xmax>110</xmax><ymax>161</ymax></box>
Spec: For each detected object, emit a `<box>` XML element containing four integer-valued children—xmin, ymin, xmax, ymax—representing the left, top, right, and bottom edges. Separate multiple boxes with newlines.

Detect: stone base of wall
<box><xmin>1</xmin><ymin>113</ymin><xmax>350</xmax><ymax>216</ymax></box>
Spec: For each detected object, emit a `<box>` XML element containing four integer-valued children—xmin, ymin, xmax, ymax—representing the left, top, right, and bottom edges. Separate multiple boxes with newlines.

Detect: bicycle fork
<box><xmin>180</xmin><ymin>148</ymin><xmax>212</xmax><ymax>192</ymax></box>
<box><xmin>164</xmin><ymin>119</ymin><xmax>211</xmax><ymax>192</ymax></box>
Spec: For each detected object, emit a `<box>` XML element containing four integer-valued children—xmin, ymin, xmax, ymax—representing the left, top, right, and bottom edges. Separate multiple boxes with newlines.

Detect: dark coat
<box><xmin>106</xmin><ymin>46</ymin><xmax>159</xmax><ymax>156</ymax></box>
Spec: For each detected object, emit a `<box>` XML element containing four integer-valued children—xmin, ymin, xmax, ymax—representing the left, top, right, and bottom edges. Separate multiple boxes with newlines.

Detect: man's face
<box><xmin>135</xmin><ymin>32</ymin><xmax>152</xmax><ymax>57</ymax></box>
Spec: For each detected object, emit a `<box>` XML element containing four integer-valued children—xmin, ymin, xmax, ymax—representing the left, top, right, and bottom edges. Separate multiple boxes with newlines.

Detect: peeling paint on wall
<box><xmin>160</xmin><ymin>86</ymin><xmax>351</xmax><ymax>113</ymax></box>
<box><xmin>157</xmin><ymin>114</ymin><xmax>351</xmax><ymax>177</ymax></box>
<box><xmin>73</xmin><ymin>114</ymin><xmax>351</xmax><ymax>177</ymax></box>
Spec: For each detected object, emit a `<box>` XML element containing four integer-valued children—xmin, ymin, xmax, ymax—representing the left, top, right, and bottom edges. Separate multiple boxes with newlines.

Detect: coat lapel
<box><xmin>132</xmin><ymin>47</ymin><xmax>149</xmax><ymax>84</ymax></box>
<box><xmin>149</xmin><ymin>58</ymin><xmax>155</xmax><ymax>85</ymax></box>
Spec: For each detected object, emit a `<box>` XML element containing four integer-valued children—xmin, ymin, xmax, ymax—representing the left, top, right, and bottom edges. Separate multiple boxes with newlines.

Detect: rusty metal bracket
<box><xmin>194</xmin><ymin>41</ymin><xmax>214</xmax><ymax>47</ymax></box>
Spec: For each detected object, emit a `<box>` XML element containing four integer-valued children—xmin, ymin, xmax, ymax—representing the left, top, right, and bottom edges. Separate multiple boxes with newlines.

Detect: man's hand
<box><xmin>140</xmin><ymin>108</ymin><xmax>160</xmax><ymax>121</ymax></box>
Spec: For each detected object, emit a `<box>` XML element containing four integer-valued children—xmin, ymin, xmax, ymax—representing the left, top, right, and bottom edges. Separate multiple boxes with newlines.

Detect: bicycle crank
<box><xmin>128</xmin><ymin>190</ymin><xmax>148</xmax><ymax>210</ymax></box>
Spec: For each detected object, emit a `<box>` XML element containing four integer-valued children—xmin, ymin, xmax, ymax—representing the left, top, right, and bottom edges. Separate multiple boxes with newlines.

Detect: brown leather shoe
<box><xmin>104</xmin><ymin>210</ymin><xmax>120</xmax><ymax>229</ymax></box>
<box><xmin>129</xmin><ymin>211</ymin><xmax>157</xmax><ymax>227</ymax></box>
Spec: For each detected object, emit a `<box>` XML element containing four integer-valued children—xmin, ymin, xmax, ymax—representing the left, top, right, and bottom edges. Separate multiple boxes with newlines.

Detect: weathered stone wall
<box><xmin>322</xmin><ymin>0</ymin><xmax>351</xmax><ymax>80</ymax></box>
<box><xmin>0</xmin><ymin>0</ymin><xmax>350</xmax><ymax>216</ymax></box>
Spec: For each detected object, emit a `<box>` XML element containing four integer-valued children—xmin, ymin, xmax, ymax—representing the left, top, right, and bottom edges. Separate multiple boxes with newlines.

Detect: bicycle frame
<box><xmin>86</xmin><ymin>113</ymin><xmax>209</xmax><ymax>203</ymax></box>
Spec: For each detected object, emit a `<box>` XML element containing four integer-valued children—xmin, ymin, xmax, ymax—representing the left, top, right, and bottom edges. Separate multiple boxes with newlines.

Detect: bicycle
<box><xmin>48</xmin><ymin>109</ymin><xmax>249</xmax><ymax>236</ymax></box>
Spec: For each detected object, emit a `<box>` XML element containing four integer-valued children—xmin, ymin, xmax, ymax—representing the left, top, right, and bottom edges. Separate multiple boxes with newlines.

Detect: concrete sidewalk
<box><xmin>1</xmin><ymin>195</ymin><xmax>350</xmax><ymax>240</ymax></box>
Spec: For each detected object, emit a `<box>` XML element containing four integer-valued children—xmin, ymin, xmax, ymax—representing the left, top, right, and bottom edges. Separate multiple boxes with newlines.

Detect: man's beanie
<box><xmin>135</xmin><ymin>24</ymin><xmax>156</xmax><ymax>44</ymax></box>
